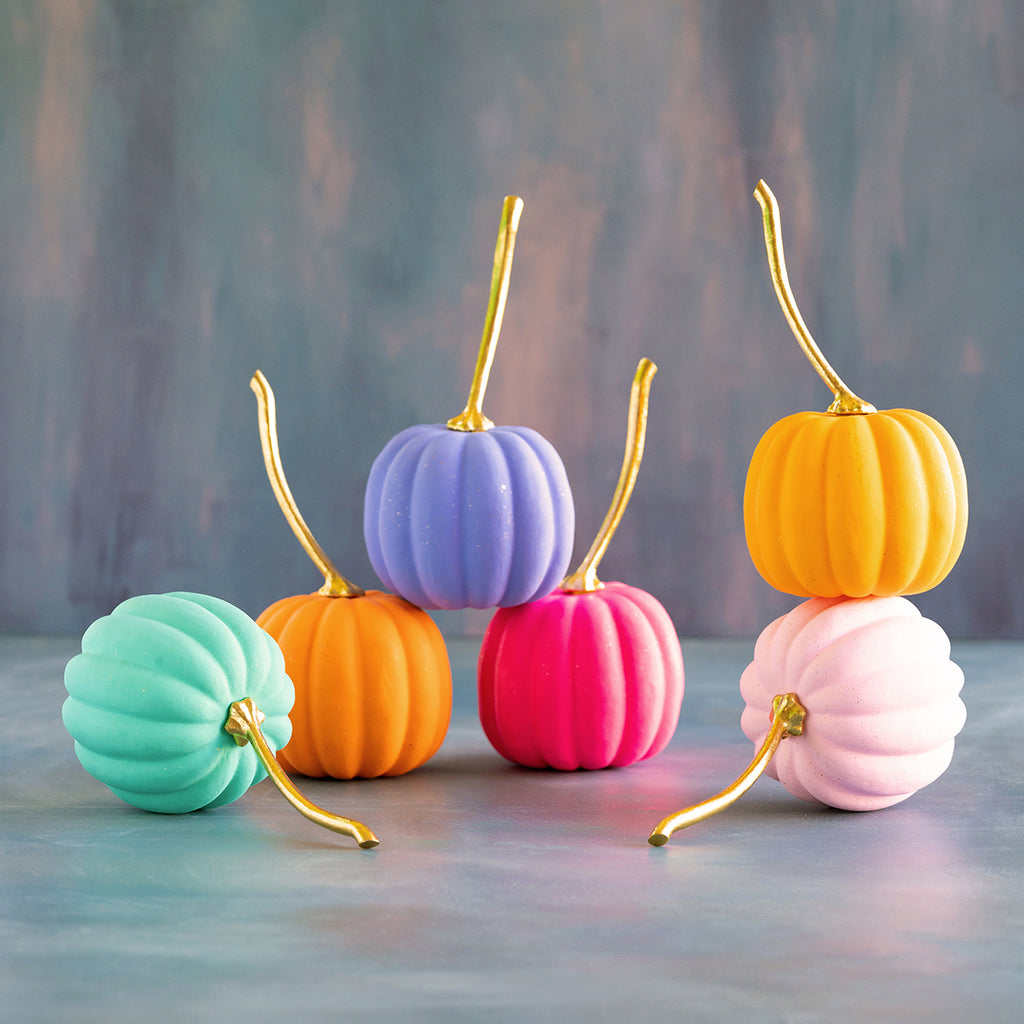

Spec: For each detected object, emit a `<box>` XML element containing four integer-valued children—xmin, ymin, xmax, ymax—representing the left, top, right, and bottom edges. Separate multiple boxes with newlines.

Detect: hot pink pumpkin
<box><xmin>478</xmin><ymin>582</ymin><xmax>683</xmax><ymax>770</ymax></box>
<box><xmin>739</xmin><ymin>594</ymin><xmax>966</xmax><ymax>811</ymax></box>
<box><xmin>477</xmin><ymin>359</ymin><xmax>684</xmax><ymax>771</ymax></box>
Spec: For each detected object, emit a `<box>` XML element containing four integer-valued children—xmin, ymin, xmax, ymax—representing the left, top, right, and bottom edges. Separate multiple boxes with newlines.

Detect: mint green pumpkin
<box><xmin>63</xmin><ymin>592</ymin><xmax>294</xmax><ymax>814</ymax></box>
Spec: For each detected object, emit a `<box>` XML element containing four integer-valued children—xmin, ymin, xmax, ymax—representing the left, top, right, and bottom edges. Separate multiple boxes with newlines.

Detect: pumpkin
<box><xmin>62</xmin><ymin>592</ymin><xmax>378</xmax><ymax>846</ymax></box>
<box><xmin>649</xmin><ymin>594</ymin><xmax>965</xmax><ymax>845</ymax></box>
<box><xmin>362</xmin><ymin>196</ymin><xmax>575</xmax><ymax>610</ymax></box>
<box><xmin>251</xmin><ymin>371</ymin><xmax>451</xmax><ymax>780</ymax></box>
<box><xmin>738</xmin><ymin>595</ymin><xmax>966</xmax><ymax>810</ymax></box>
<box><xmin>63</xmin><ymin>591</ymin><xmax>292</xmax><ymax>814</ymax></box>
<box><xmin>257</xmin><ymin>590</ymin><xmax>451</xmax><ymax>778</ymax></box>
<box><xmin>478</xmin><ymin>360</ymin><xmax>684</xmax><ymax>770</ymax></box>
<box><xmin>743</xmin><ymin>180</ymin><xmax>968</xmax><ymax>598</ymax></box>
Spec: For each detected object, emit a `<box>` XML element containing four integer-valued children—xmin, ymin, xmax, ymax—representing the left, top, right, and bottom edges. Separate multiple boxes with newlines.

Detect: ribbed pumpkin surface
<box><xmin>62</xmin><ymin>592</ymin><xmax>293</xmax><ymax>813</ymax></box>
<box><xmin>257</xmin><ymin>589</ymin><xmax>452</xmax><ymax>779</ymax></box>
<box><xmin>363</xmin><ymin>423</ymin><xmax>575</xmax><ymax>610</ymax></box>
<box><xmin>739</xmin><ymin>595</ymin><xmax>966</xmax><ymax>811</ymax></box>
<box><xmin>744</xmin><ymin>409</ymin><xmax>968</xmax><ymax>597</ymax></box>
<box><xmin>477</xmin><ymin>582</ymin><xmax>684</xmax><ymax>770</ymax></box>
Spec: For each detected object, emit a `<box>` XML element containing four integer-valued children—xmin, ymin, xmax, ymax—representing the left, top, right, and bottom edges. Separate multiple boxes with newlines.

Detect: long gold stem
<box><xmin>447</xmin><ymin>195</ymin><xmax>524</xmax><ymax>432</ymax></box>
<box><xmin>648</xmin><ymin>693</ymin><xmax>807</xmax><ymax>846</ymax></box>
<box><xmin>561</xmin><ymin>358</ymin><xmax>658</xmax><ymax>594</ymax></box>
<box><xmin>754</xmin><ymin>181</ymin><xmax>875</xmax><ymax>416</ymax></box>
<box><xmin>225</xmin><ymin>698</ymin><xmax>379</xmax><ymax>848</ymax></box>
<box><xmin>250</xmin><ymin>370</ymin><xmax>364</xmax><ymax>598</ymax></box>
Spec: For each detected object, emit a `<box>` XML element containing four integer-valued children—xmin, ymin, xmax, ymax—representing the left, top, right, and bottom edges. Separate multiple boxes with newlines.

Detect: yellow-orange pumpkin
<box><xmin>744</xmin><ymin>407</ymin><xmax>968</xmax><ymax>597</ymax></box>
<box><xmin>744</xmin><ymin>181</ymin><xmax>968</xmax><ymax>598</ymax></box>
<box><xmin>258</xmin><ymin>590</ymin><xmax>451</xmax><ymax>778</ymax></box>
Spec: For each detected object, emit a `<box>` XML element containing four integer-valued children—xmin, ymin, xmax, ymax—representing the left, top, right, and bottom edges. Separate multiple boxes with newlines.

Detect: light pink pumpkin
<box><xmin>739</xmin><ymin>595</ymin><xmax>966</xmax><ymax>811</ymax></box>
<box><xmin>478</xmin><ymin>582</ymin><xmax>684</xmax><ymax>770</ymax></box>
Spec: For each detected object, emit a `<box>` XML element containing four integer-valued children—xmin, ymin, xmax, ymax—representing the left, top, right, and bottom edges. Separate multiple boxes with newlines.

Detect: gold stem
<box><xmin>754</xmin><ymin>181</ymin><xmax>875</xmax><ymax>415</ymax></box>
<box><xmin>648</xmin><ymin>693</ymin><xmax>807</xmax><ymax>846</ymax></box>
<box><xmin>250</xmin><ymin>370</ymin><xmax>364</xmax><ymax>598</ymax></box>
<box><xmin>447</xmin><ymin>195</ymin><xmax>524</xmax><ymax>432</ymax></box>
<box><xmin>561</xmin><ymin>358</ymin><xmax>658</xmax><ymax>594</ymax></box>
<box><xmin>225</xmin><ymin>698</ymin><xmax>380</xmax><ymax>848</ymax></box>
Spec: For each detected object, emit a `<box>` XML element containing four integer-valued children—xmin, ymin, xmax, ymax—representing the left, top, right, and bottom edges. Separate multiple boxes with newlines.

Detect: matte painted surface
<box><xmin>2</xmin><ymin>2</ymin><xmax>1023</xmax><ymax>637</ymax></box>
<box><xmin>257</xmin><ymin>588</ymin><xmax>452</xmax><ymax>779</ymax></box>
<box><xmin>744</xmin><ymin>408</ymin><xmax>969</xmax><ymax>597</ymax></box>
<box><xmin>62</xmin><ymin>592</ymin><xmax>293</xmax><ymax>812</ymax></box>
<box><xmin>740</xmin><ymin>596</ymin><xmax>967</xmax><ymax>810</ymax></box>
<box><xmin>363</xmin><ymin>423</ymin><xmax>575</xmax><ymax>609</ymax></box>
<box><xmin>3</xmin><ymin>634</ymin><xmax>1022</xmax><ymax>1022</ymax></box>
<box><xmin>478</xmin><ymin>581</ymin><xmax>684</xmax><ymax>769</ymax></box>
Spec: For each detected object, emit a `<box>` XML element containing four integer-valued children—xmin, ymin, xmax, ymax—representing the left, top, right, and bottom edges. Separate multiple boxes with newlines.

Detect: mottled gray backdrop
<box><xmin>2</xmin><ymin>0</ymin><xmax>1022</xmax><ymax>638</ymax></box>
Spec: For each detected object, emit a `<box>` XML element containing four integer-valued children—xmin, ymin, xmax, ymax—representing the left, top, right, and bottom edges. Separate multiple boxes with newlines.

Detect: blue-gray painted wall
<box><xmin>2</xmin><ymin>0</ymin><xmax>1022</xmax><ymax>638</ymax></box>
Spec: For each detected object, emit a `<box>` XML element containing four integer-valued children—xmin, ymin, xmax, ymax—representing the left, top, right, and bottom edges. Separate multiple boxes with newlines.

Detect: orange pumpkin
<box><xmin>745</xmin><ymin>407</ymin><xmax>967</xmax><ymax>597</ymax></box>
<box><xmin>250</xmin><ymin>371</ymin><xmax>452</xmax><ymax>779</ymax></box>
<box><xmin>743</xmin><ymin>182</ymin><xmax>968</xmax><ymax>598</ymax></box>
<box><xmin>258</xmin><ymin>589</ymin><xmax>450</xmax><ymax>779</ymax></box>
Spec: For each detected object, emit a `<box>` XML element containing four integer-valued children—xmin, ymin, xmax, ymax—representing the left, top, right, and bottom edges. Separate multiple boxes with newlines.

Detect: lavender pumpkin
<box><xmin>363</xmin><ymin>196</ymin><xmax>574</xmax><ymax>610</ymax></box>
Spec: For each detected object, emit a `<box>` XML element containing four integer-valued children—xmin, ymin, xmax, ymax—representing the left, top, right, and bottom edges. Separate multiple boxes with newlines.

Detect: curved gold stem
<box><xmin>250</xmin><ymin>370</ymin><xmax>364</xmax><ymax>598</ymax></box>
<box><xmin>225</xmin><ymin>698</ymin><xmax>379</xmax><ymax>848</ymax></box>
<box><xmin>648</xmin><ymin>693</ymin><xmax>806</xmax><ymax>846</ymax></box>
<box><xmin>754</xmin><ymin>181</ymin><xmax>875</xmax><ymax>416</ymax></box>
<box><xmin>561</xmin><ymin>358</ymin><xmax>657</xmax><ymax>594</ymax></box>
<box><xmin>447</xmin><ymin>195</ymin><xmax>524</xmax><ymax>432</ymax></box>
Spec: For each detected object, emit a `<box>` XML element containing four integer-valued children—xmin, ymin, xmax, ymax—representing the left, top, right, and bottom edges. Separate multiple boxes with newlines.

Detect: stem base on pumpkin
<box><xmin>561</xmin><ymin>358</ymin><xmax>657</xmax><ymax>594</ymax></box>
<box><xmin>447</xmin><ymin>195</ymin><xmax>524</xmax><ymax>433</ymax></box>
<box><xmin>648</xmin><ymin>693</ymin><xmax>806</xmax><ymax>846</ymax></box>
<box><xmin>251</xmin><ymin>371</ymin><xmax>364</xmax><ymax>598</ymax></box>
<box><xmin>225</xmin><ymin>698</ymin><xmax>379</xmax><ymax>848</ymax></box>
<box><xmin>754</xmin><ymin>181</ymin><xmax>875</xmax><ymax>417</ymax></box>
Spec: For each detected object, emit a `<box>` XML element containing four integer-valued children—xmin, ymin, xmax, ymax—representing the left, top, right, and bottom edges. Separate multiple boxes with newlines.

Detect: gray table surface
<box><xmin>1</xmin><ymin>632</ymin><xmax>1021</xmax><ymax>1023</ymax></box>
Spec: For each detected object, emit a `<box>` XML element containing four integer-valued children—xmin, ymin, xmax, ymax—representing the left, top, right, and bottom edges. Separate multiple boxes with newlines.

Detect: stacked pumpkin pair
<box><xmin>266</xmin><ymin>195</ymin><xmax>683</xmax><ymax>779</ymax></box>
<box><xmin>650</xmin><ymin>182</ymin><xmax>969</xmax><ymax>844</ymax></box>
